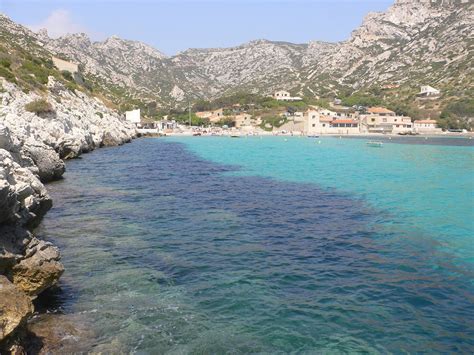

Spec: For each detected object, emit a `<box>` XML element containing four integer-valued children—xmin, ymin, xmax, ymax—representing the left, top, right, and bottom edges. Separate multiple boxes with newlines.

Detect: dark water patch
<box><xmin>35</xmin><ymin>139</ymin><xmax>474</xmax><ymax>353</ymax></box>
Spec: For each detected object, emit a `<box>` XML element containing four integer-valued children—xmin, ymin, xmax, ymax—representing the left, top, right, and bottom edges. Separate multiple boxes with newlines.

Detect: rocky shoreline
<box><xmin>0</xmin><ymin>77</ymin><xmax>137</xmax><ymax>353</ymax></box>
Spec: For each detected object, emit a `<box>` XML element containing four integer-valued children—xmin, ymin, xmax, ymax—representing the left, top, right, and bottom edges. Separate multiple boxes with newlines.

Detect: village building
<box><xmin>330</xmin><ymin>119</ymin><xmax>359</xmax><ymax>134</ymax></box>
<box><xmin>125</xmin><ymin>109</ymin><xmax>141</xmax><ymax>126</ymax></box>
<box><xmin>304</xmin><ymin>110</ymin><xmax>321</xmax><ymax>135</ymax></box>
<box><xmin>273</xmin><ymin>90</ymin><xmax>302</xmax><ymax>102</ymax></box>
<box><xmin>418</xmin><ymin>85</ymin><xmax>441</xmax><ymax>97</ymax></box>
<box><xmin>304</xmin><ymin>110</ymin><xmax>359</xmax><ymax>135</ymax></box>
<box><xmin>413</xmin><ymin>119</ymin><xmax>442</xmax><ymax>133</ymax></box>
<box><xmin>157</xmin><ymin>119</ymin><xmax>178</xmax><ymax>133</ymax></box>
<box><xmin>360</xmin><ymin>107</ymin><xmax>413</xmax><ymax>133</ymax></box>
<box><xmin>319</xmin><ymin>108</ymin><xmax>358</xmax><ymax>120</ymax></box>
<box><xmin>286</xmin><ymin>111</ymin><xmax>305</xmax><ymax>122</ymax></box>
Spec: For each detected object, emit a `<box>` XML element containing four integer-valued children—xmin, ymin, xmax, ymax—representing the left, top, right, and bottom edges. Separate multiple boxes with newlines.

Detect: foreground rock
<box><xmin>0</xmin><ymin>276</ymin><xmax>33</xmax><ymax>341</ymax></box>
<box><xmin>0</xmin><ymin>76</ymin><xmax>137</xmax><ymax>351</ymax></box>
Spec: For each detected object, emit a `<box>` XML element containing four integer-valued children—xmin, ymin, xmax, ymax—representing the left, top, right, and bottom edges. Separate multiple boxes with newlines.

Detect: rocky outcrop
<box><xmin>0</xmin><ymin>76</ymin><xmax>137</xmax><ymax>350</ymax></box>
<box><xmin>0</xmin><ymin>276</ymin><xmax>33</xmax><ymax>342</ymax></box>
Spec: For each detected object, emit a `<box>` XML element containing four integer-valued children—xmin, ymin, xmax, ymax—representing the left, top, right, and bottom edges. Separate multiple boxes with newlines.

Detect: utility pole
<box><xmin>188</xmin><ymin>101</ymin><xmax>192</xmax><ymax>127</ymax></box>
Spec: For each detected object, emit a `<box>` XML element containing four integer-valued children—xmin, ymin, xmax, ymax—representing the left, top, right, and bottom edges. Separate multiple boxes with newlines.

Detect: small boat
<box><xmin>366</xmin><ymin>141</ymin><xmax>383</xmax><ymax>147</ymax></box>
<box><xmin>193</xmin><ymin>132</ymin><xmax>201</xmax><ymax>136</ymax></box>
<box><xmin>230</xmin><ymin>133</ymin><xmax>241</xmax><ymax>138</ymax></box>
<box><xmin>307</xmin><ymin>135</ymin><xmax>320</xmax><ymax>138</ymax></box>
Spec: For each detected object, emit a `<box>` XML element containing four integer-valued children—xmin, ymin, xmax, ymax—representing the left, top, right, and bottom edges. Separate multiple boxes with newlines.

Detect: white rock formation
<box><xmin>0</xmin><ymin>76</ymin><xmax>137</xmax><ymax>348</ymax></box>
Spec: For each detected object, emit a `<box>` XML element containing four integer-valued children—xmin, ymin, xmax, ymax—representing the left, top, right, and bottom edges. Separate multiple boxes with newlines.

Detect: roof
<box><xmin>414</xmin><ymin>119</ymin><xmax>437</xmax><ymax>124</ymax></box>
<box><xmin>319</xmin><ymin>115</ymin><xmax>333</xmax><ymax>122</ymax></box>
<box><xmin>367</xmin><ymin>107</ymin><xmax>395</xmax><ymax>114</ymax></box>
<box><xmin>332</xmin><ymin>119</ymin><xmax>358</xmax><ymax>124</ymax></box>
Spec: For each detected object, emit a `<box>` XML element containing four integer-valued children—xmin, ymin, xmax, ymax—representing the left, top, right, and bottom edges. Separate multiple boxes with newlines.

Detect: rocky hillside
<box><xmin>29</xmin><ymin>0</ymin><xmax>472</xmax><ymax>109</ymax></box>
<box><xmin>300</xmin><ymin>0</ymin><xmax>473</xmax><ymax>95</ymax></box>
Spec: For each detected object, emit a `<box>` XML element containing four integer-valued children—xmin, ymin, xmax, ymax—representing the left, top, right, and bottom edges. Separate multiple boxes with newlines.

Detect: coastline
<box><xmin>0</xmin><ymin>77</ymin><xmax>137</xmax><ymax>352</ymax></box>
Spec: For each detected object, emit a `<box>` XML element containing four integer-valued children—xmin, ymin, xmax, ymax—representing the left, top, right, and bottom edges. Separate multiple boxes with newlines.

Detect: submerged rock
<box><xmin>26</xmin><ymin>313</ymin><xmax>95</xmax><ymax>354</ymax></box>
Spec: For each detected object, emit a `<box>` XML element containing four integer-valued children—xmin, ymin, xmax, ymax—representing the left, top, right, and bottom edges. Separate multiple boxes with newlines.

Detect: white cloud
<box><xmin>28</xmin><ymin>9</ymin><xmax>88</xmax><ymax>38</ymax></box>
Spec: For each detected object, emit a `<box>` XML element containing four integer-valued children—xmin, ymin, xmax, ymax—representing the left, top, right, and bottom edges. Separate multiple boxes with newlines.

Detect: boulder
<box><xmin>0</xmin><ymin>276</ymin><xmax>33</xmax><ymax>342</ymax></box>
<box><xmin>10</xmin><ymin>237</ymin><xmax>63</xmax><ymax>297</ymax></box>
<box><xmin>23</xmin><ymin>142</ymin><xmax>65</xmax><ymax>183</ymax></box>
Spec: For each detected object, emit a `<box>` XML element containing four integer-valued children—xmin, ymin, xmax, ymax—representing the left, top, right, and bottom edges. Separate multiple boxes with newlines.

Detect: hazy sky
<box><xmin>2</xmin><ymin>0</ymin><xmax>393</xmax><ymax>55</ymax></box>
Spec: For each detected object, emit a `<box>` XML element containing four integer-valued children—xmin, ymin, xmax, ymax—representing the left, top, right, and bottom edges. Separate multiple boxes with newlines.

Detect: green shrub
<box><xmin>25</xmin><ymin>99</ymin><xmax>54</xmax><ymax>115</ymax></box>
<box><xmin>341</xmin><ymin>94</ymin><xmax>382</xmax><ymax>107</ymax></box>
<box><xmin>65</xmin><ymin>81</ymin><xmax>79</xmax><ymax>92</ymax></box>
<box><xmin>61</xmin><ymin>70</ymin><xmax>74</xmax><ymax>81</ymax></box>
<box><xmin>19</xmin><ymin>60</ymin><xmax>50</xmax><ymax>85</ymax></box>
<box><xmin>439</xmin><ymin>99</ymin><xmax>474</xmax><ymax>130</ymax></box>
<box><xmin>96</xmin><ymin>112</ymin><xmax>104</xmax><ymax>118</ymax></box>
<box><xmin>0</xmin><ymin>58</ymin><xmax>11</xmax><ymax>68</ymax></box>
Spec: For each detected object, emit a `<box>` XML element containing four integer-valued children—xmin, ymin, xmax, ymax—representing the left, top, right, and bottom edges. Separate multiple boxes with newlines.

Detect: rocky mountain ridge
<box><xmin>25</xmin><ymin>0</ymin><xmax>472</xmax><ymax>107</ymax></box>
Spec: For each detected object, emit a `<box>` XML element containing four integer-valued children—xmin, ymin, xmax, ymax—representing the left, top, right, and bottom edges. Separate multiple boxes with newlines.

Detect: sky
<box><xmin>1</xmin><ymin>0</ymin><xmax>393</xmax><ymax>55</ymax></box>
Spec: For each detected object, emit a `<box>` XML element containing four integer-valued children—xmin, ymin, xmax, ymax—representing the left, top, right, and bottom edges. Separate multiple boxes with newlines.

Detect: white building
<box><xmin>414</xmin><ymin>119</ymin><xmax>441</xmax><ymax>133</ymax></box>
<box><xmin>125</xmin><ymin>109</ymin><xmax>141</xmax><ymax>125</ymax></box>
<box><xmin>304</xmin><ymin>110</ymin><xmax>359</xmax><ymax>135</ymax></box>
<box><xmin>273</xmin><ymin>90</ymin><xmax>302</xmax><ymax>101</ymax></box>
<box><xmin>418</xmin><ymin>85</ymin><xmax>441</xmax><ymax>97</ymax></box>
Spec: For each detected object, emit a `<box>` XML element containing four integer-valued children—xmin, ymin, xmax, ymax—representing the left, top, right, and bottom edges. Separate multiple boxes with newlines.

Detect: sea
<box><xmin>36</xmin><ymin>136</ymin><xmax>474</xmax><ymax>353</ymax></box>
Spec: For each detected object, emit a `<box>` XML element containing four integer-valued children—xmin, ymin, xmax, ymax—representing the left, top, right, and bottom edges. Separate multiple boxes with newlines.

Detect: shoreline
<box><xmin>0</xmin><ymin>77</ymin><xmax>138</xmax><ymax>353</ymax></box>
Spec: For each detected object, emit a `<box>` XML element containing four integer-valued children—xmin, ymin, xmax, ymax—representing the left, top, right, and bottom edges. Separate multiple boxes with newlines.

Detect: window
<box><xmin>312</xmin><ymin>124</ymin><xmax>315</xmax><ymax>127</ymax></box>
<box><xmin>371</xmin><ymin>118</ymin><xmax>375</xmax><ymax>122</ymax></box>
<box><xmin>383</xmin><ymin>118</ymin><xmax>387</xmax><ymax>122</ymax></box>
<box><xmin>394</xmin><ymin>119</ymin><xmax>397</xmax><ymax>122</ymax></box>
<box><xmin>322</xmin><ymin>124</ymin><xmax>326</xmax><ymax>127</ymax></box>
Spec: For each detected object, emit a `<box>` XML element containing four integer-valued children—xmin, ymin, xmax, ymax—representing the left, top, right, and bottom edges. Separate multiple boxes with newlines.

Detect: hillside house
<box><xmin>273</xmin><ymin>90</ymin><xmax>302</xmax><ymax>101</ymax></box>
<box><xmin>418</xmin><ymin>85</ymin><xmax>440</xmax><ymax>97</ymax></box>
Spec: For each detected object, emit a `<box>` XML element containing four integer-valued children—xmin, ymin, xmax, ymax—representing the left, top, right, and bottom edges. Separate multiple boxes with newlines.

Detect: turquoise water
<box><xmin>171</xmin><ymin>136</ymin><xmax>474</xmax><ymax>266</ymax></box>
<box><xmin>37</xmin><ymin>136</ymin><xmax>474</xmax><ymax>353</ymax></box>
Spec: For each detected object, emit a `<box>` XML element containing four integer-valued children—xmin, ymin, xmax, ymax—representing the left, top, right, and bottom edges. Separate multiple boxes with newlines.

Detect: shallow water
<box><xmin>37</xmin><ymin>136</ymin><xmax>474</xmax><ymax>353</ymax></box>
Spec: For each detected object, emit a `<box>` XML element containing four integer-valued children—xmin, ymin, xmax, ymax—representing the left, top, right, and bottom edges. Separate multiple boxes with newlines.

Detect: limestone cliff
<box><xmin>0</xmin><ymin>76</ymin><xmax>136</xmax><ymax>351</ymax></box>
